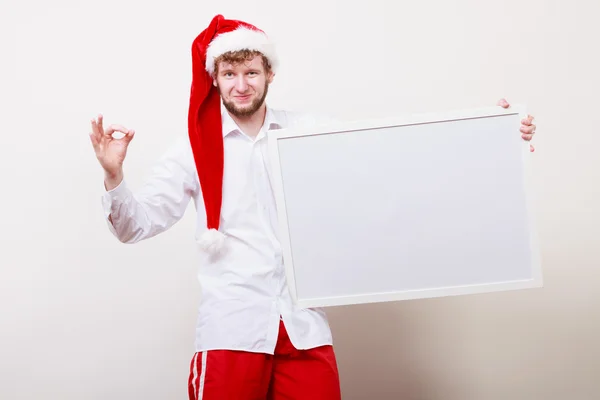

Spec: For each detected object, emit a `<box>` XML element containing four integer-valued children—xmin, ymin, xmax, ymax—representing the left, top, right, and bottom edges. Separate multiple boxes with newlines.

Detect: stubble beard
<box><xmin>219</xmin><ymin>81</ymin><xmax>269</xmax><ymax>118</ymax></box>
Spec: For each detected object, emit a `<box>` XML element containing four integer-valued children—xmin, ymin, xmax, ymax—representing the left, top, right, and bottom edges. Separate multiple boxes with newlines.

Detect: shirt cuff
<box><xmin>106</xmin><ymin>178</ymin><xmax>129</xmax><ymax>196</ymax></box>
<box><xmin>102</xmin><ymin>179</ymin><xmax>132</xmax><ymax>218</ymax></box>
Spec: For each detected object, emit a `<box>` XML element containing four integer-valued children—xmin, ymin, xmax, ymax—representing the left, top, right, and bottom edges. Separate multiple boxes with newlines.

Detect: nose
<box><xmin>234</xmin><ymin>75</ymin><xmax>248</xmax><ymax>92</ymax></box>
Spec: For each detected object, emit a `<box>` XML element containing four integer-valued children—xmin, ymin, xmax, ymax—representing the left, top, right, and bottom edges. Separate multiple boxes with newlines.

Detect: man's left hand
<box><xmin>497</xmin><ymin>98</ymin><xmax>536</xmax><ymax>152</ymax></box>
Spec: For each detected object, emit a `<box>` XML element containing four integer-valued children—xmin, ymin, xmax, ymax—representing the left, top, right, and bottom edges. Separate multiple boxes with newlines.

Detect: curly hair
<box><xmin>213</xmin><ymin>50</ymin><xmax>272</xmax><ymax>76</ymax></box>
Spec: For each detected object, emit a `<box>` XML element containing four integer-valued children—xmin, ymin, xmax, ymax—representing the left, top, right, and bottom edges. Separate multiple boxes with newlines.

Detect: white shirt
<box><xmin>102</xmin><ymin>106</ymin><xmax>336</xmax><ymax>354</ymax></box>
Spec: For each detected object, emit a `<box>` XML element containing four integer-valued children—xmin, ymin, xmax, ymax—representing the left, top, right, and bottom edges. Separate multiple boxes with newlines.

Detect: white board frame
<box><xmin>268</xmin><ymin>105</ymin><xmax>542</xmax><ymax>308</ymax></box>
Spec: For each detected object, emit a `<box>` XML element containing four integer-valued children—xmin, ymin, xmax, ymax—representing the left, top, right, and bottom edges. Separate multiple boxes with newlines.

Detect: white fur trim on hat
<box><xmin>197</xmin><ymin>228</ymin><xmax>227</xmax><ymax>255</ymax></box>
<box><xmin>205</xmin><ymin>26</ymin><xmax>278</xmax><ymax>75</ymax></box>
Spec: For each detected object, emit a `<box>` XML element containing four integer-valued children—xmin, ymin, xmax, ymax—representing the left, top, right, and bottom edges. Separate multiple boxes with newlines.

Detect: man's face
<box><xmin>213</xmin><ymin>55</ymin><xmax>274</xmax><ymax>118</ymax></box>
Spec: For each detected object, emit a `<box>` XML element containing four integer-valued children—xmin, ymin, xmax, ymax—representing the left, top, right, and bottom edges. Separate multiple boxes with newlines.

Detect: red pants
<box><xmin>188</xmin><ymin>320</ymin><xmax>341</xmax><ymax>399</ymax></box>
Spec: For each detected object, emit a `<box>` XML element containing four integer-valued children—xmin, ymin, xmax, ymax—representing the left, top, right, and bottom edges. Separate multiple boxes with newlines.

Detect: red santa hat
<box><xmin>188</xmin><ymin>14</ymin><xmax>278</xmax><ymax>254</ymax></box>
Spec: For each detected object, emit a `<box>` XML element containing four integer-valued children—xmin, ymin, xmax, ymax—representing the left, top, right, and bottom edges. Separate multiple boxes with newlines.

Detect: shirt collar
<box><xmin>221</xmin><ymin>103</ymin><xmax>282</xmax><ymax>138</ymax></box>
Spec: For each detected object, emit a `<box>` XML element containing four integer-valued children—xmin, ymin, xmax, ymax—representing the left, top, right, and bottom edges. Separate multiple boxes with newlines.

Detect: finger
<box><xmin>105</xmin><ymin>124</ymin><xmax>132</xmax><ymax>137</ymax></box>
<box><xmin>97</xmin><ymin>114</ymin><xmax>104</xmax><ymax>135</ymax></box>
<box><xmin>497</xmin><ymin>98</ymin><xmax>510</xmax><ymax>108</ymax></box>
<box><xmin>124</xmin><ymin>129</ymin><xmax>136</xmax><ymax>143</ymax></box>
<box><xmin>528</xmin><ymin>114</ymin><xmax>534</xmax><ymax>122</ymax></box>
<box><xmin>520</xmin><ymin>125</ymin><xmax>535</xmax><ymax>135</ymax></box>
<box><xmin>89</xmin><ymin>132</ymin><xmax>103</xmax><ymax>153</ymax></box>
<box><xmin>530</xmin><ymin>144</ymin><xmax>535</xmax><ymax>152</ymax></box>
<box><xmin>522</xmin><ymin>133</ymin><xmax>534</xmax><ymax>141</ymax></box>
<box><xmin>91</xmin><ymin>118</ymin><xmax>100</xmax><ymax>137</ymax></box>
<box><xmin>521</xmin><ymin>118</ymin><xmax>533</xmax><ymax>126</ymax></box>
<box><xmin>91</xmin><ymin>118</ymin><xmax>104</xmax><ymax>142</ymax></box>
<box><xmin>89</xmin><ymin>132</ymin><xmax>99</xmax><ymax>148</ymax></box>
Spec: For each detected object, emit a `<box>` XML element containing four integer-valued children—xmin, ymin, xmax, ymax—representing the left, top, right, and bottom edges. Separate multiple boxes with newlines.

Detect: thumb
<box><xmin>497</xmin><ymin>98</ymin><xmax>510</xmax><ymax>108</ymax></box>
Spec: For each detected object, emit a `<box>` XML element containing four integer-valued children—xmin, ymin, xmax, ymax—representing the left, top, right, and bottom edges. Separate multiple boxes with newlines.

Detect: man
<box><xmin>89</xmin><ymin>14</ymin><xmax>537</xmax><ymax>400</ymax></box>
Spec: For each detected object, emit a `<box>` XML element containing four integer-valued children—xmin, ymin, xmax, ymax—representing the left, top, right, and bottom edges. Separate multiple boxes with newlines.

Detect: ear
<box><xmin>213</xmin><ymin>77</ymin><xmax>217</xmax><ymax>87</ymax></box>
<box><xmin>267</xmin><ymin>71</ymin><xmax>275</xmax><ymax>84</ymax></box>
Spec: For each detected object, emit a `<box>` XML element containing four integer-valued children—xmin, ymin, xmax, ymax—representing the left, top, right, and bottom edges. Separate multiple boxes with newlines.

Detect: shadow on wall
<box><xmin>325</xmin><ymin>297</ymin><xmax>481</xmax><ymax>400</ymax></box>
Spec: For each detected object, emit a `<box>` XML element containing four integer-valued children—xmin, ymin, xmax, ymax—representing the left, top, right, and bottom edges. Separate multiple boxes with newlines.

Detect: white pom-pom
<box><xmin>197</xmin><ymin>228</ymin><xmax>226</xmax><ymax>254</ymax></box>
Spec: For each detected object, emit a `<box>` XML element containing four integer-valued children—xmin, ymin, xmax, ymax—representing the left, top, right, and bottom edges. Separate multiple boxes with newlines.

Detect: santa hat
<box><xmin>188</xmin><ymin>14</ymin><xmax>278</xmax><ymax>254</ymax></box>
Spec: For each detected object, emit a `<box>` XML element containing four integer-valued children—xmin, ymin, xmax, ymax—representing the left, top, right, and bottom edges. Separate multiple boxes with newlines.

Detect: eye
<box><xmin>248</xmin><ymin>71</ymin><xmax>259</xmax><ymax>76</ymax></box>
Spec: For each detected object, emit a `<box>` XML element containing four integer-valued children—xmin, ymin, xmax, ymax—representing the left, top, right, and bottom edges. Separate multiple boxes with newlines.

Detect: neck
<box><xmin>229</xmin><ymin>104</ymin><xmax>267</xmax><ymax>138</ymax></box>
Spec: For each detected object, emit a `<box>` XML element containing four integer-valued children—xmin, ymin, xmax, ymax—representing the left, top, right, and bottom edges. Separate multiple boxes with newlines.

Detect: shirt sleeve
<box><xmin>101</xmin><ymin>137</ymin><xmax>199</xmax><ymax>244</ymax></box>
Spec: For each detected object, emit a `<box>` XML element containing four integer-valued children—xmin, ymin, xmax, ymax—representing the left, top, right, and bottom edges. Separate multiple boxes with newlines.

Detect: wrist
<box><xmin>104</xmin><ymin>169</ymin><xmax>123</xmax><ymax>191</ymax></box>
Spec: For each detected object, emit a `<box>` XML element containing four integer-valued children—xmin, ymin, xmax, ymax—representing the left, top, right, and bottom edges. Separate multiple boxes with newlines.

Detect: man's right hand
<box><xmin>89</xmin><ymin>114</ymin><xmax>135</xmax><ymax>190</ymax></box>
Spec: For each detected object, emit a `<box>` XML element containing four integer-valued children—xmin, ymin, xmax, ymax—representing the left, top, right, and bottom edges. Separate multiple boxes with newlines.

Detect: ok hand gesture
<box><xmin>89</xmin><ymin>114</ymin><xmax>135</xmax><ymax>186</ymax></box>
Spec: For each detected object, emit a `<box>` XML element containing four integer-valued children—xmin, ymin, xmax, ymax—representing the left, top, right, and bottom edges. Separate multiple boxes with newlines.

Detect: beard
<box><xmin>219</xmin><ymin>81</ymin><xmax>269</xmax><ymax>118</ymax></box>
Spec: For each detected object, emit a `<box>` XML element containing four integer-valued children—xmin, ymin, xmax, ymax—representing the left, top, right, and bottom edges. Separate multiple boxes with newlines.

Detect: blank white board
<box><xmin>268</xmin><ymin>105</ymin><xmax>542</xmax><ymax>308</ymax></box>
